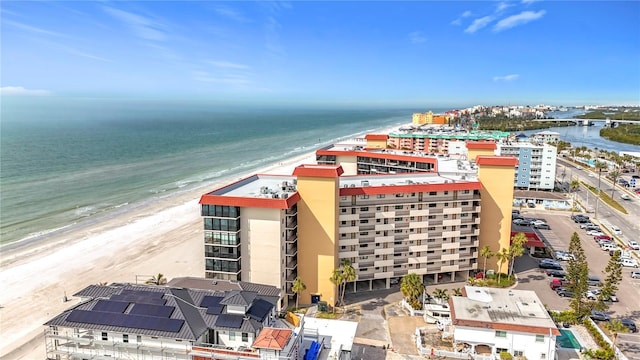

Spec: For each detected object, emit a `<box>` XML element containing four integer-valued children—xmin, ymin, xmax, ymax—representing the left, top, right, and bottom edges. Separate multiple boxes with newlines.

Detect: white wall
<box><xmin>243</xmin><ymin>207</ymin><xmax>284</xmax><ymax>290</ymax></box>
<box><xmin>454</xmin><ymin>326</ymin><xmax>555</xmax><ymax>359</ymax></box>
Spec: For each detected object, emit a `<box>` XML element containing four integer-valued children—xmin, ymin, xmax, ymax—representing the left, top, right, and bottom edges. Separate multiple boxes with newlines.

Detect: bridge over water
<box><xmin>531</xmin><ymin>118</ymin><xmax>638</xmax><ymax>126</ymax></box>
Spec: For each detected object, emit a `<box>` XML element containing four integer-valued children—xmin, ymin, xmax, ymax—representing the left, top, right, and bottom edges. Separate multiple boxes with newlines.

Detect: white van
<box><xmin>602</xmin><ymin>243</ymin><xmax>620</xmax><ymax>252</ymax></box>
<box><xmin>620</xmin><ymin>258</ymin><xmax>639</xmax><ymax>268</ymax></box>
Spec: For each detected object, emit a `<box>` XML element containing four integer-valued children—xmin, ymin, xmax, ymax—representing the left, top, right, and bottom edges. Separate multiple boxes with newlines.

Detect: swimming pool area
<box><xmin>557</xmin><ymin>329</ymin><xmax>581</xmax><ymax>349</ymax></box>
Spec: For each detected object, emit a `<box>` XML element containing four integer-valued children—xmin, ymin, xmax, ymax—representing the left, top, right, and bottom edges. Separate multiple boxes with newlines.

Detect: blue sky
<box><xmin>1</xmin><ymin>1</ymin><xmax>639</xmax><ymax>107</ymax></box>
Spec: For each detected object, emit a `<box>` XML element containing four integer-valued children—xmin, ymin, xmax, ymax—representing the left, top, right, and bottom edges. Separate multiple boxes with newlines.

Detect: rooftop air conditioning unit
<box><xmin>361</xmin><ymin>180</ymin><xmax>369</xmax><ymax>187</ymax></box>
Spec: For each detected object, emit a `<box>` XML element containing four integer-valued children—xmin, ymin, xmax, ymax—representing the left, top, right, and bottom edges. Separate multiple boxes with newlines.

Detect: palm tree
<box><xmin>496</xmin><ymin>248</ymin><xmax>510</xmax><ymax>283</ymax></box>
<box><xmin>400</xmin><ymin>273</ymin><xmax>424</xmax><ymax>309</ymax></box>
<box><xmin>339</xmin><ymin>260</ymin><xmax>356</xmax><ymax>308</ymax></box>
<box><xmin>594</xmin><ymin>161</ymin><xmax>607</xmax><ymax>219</ymax></box>
<box><xmin>329</xmin><ymin>269</ymin><xmax>343</xmax><ymax>312</ymax></box>
<box><xmin>432</xmin><ymin>288</ymin><xmax>449</xmax><ymax>304</ymax></box>
<box><xmin>480</xmin><ymin>245</ymin><xmax>494</xmax><ymax>278</ymax></box>
<box><xmin>292</xmin><ymin>277</ymin><xmax>306</xmax><ymax>309</ymax></box>
<box><xmin>145</xmin><ymin>273</ymin><xmax>167</xmax><ymax>285</ymax></box>
<box><xmin>569</xmin><ymin>179</ymin><xmax>580</xmax><ymax>212</ymax></box>
<box><xmin>605</xmin><ymin>319</ymin><xmax>629</xmax><ymax>351</ymax></box>
<box><xmin>450</xmin><ymin>288</ymin><xmax>463</xmax><ymax>297</ymax></box>
<box><xmin>609</xmin><ymin>169</ymin><xmax>621</xmax><ymax>199</ymax></box>
<box><xmin>508</xmin><ymin>233</ymin><xmax>527</xmax><ymax>277</ymax></box>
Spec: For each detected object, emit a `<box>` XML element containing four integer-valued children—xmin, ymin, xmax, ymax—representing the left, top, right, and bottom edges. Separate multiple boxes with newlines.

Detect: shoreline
<box><xmin>0</xmin><ymin>148</ymin><xmax>319</xmax><ymax>359</ymax></box>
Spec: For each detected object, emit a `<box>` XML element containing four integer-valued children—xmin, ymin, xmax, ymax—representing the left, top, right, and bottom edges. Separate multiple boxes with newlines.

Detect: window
<box><xmin>495</xmin><ymin>330</ymin><xmax>507</xmax><ymax>337</ymax></box>
<box><xmin>540</xmin><ymin>353</ymin><xmax>546</xmax><ymax>359</ymax></box>
<box><xmin>242</xmin><ymin>333</ymin><xmax>249</xmax><ymax>342</ymax></box>
<box><xmin>535</xmin><ymin>334</ymin><xmax>544</xmax><ymax>342</ymax></box>
<box><xmin>102</xmin><ymin>332</ymin><xmax>108</xmax><ymax>341</ymax></box>
<box><xmin>429</xmin><ymin>191</ymin><xmax>437</xmax><ymax>195</ymax></box>
<box><xmin>229</xmin><ymin>332</ymin><xmax>236</xmax><ymax>341</ymax></box>
<box><xmin>377</xmin><ymin>194</ymin><xmax>385</xmax><ymax>198</ymax></box>
<box><xmin>514</xmin><ymin>350</ymin><xmax>523</xmax><ymax>356</ymax></box>
<box><xmin>137</xmin><ymin>335</ymin><xmax>142</xmax><ymax>343</ymax></box>
<box><xmin>123</xmin><ymin>334</ymin><xmax>128</xmax><ymax>343</ymax></box>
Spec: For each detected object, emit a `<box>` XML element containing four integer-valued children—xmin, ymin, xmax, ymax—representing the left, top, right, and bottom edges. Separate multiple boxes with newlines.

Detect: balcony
<box><xmin>286</xmin><ymin>244</ymin><xmax>297</xmax><ymax>256</ymax></box>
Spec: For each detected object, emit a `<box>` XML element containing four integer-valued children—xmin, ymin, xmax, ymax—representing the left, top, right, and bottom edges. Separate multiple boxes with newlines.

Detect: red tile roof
<box><xmin>293</xmin><ymin>164</ymin><xmax>344</xmax><ymax>178</ymax></box>
<box><xmin>252</xmin><ymin>328</ymin><xmax>292</xmax><ymax>350</ymax></box>
<box><xmin>475</xmin><ymin>155</ymin><xmax>518</xmax><ymax>167</ymax></box>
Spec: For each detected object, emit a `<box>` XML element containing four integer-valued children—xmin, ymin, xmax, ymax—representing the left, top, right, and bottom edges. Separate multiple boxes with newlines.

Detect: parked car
<box><xmin>590</xmin><ymin>310</ymin><xmax>611</xmax><ymax>322</ymax></box>
<box><xmin>587</xmin><ymin>276</ymin><xmax>602</xmax><ymax>287</ymax></box>
<box><xmin>597</xmin><ymin>239</ymin><xmax>613</xmax><ymax>247</ymax></box>
<box><xmin>539</xmin><ymin>259</ymin><xmax>563</xmax><ymax>270</ymax></box>
<box><xmin>631</xmin><ymin>270</ymin><xmax>640</xmax><ymax>279</ymax></box>
<box><xmin>513</xmin><ymin>218</ymin><xmax>531</xmax><ymax>226</ymax></box>
<box><xmin>571</xmin><ymin>214</ymin><xmax>589</xmax><ymax>223</ymax></box>
<box><xmin>586</xmin><ymin>289</ymin><xmax>618</xmax><ymax>302</ymax></box>
<box><xmin>534</xmin><ymin>223</ymin><xmax>551</xmax><ymax>230</ymax></box>
<box><xmin>584</xmin><ymin>225</ymin><xmax>601</xmax><ymax>232</ymax></box>
<box><xmin>620</xmin><ymin>258</ymin><xmax>639</xmax><ymax>268</ymax></box>
<box><xmin>587</xmin><ymin>230</ymin><xmax>604</xmax><ymax>236</ymax></box>
<box><xmin>580</xmin><ymin>222</ymin><xmax>595</xmax><ymax>229</ymax></box>
<box><xmin>594</xmin><ymin>235</ymin><xmax>611</xmax><ymax>241</ymax></box>
<box><xmin>557</xmin><ymin>289</ymin><xmax>574</xmax><ymax>297</ymax></box>
<box><xmin>621</xmin><ymin>319</ymin><xmax>638</xmax><ymax>333</ymax></box>
<box><xmin>628</xmin><ymin>241</ymin><xmax>640</xmax><ymax>250</ymax></box>
<box><xmin>550</xmin><ymin>278</ymin><xmax>563</xmax><ymax>290</ymax></box>
<box><xmin>545</xmin><ymin>269</ymin><xmax>567</xmax><ymax>278</ymax></box>
<box><xmin>556</xmin><ymin>251</ymin><xmax>574</xmax><ymax>261</ymax></box>
<box><xmin>601</xmin><ymin>243</ymin><xmax>620</xmax><ymax>252</ymax></box>
<box><xmin>512</xmin><ymin>213</ymin><xmax>524</xmax><ymax>220</ymax></box>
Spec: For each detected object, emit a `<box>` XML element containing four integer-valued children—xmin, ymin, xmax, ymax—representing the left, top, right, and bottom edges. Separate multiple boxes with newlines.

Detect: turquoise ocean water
<box><xmin>1</xmin><ymin>97</ymin><xmax>438</xmax><ymax>248</ymax></box>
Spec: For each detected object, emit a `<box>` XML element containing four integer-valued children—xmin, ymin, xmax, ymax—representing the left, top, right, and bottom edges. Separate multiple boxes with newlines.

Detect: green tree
<box><xmin>608</xmin><ymin>169</ymin><xmax>621</xmax><ymax>199</ymax></box>
<box><xmin>292</xmin><ymin>277</ymin><xmax>306</xmax><ymax>309</ymax></box>
<box><xmin>594</xmin><ymin>161</ymin><xmax>607</xmax><ymax>218</ymax></box>
<box><xmin>145</xmin><ymin>273</ymin><xmax>167</xmax><ymax>285</ymax></box>
<box><xmin>508</xmin><ymin>233</ymin><xmax>527</xmax><ymax>277</ymax></box>
<box><xmin>605</xmin><ymin>319</ymin><xmax>629</xmax><ymax>350</ymax></box>
<box><xmin>432</xmin><ymin>288</ymin><xmax>449</xmax><ymax>304</ymax></box>
<box><xmin>566</xmin><ymin>232</ymin><xmax>589</xmax><ymax>317</ymax></box>
<box><xmin>597</xmin><ymin>251</ymin><xmax>623</xmax><ymax>311</ymax></box>
<box><xmin>339</xmin><ymin>260</ymin><xmax>356</xmax><ymax>308</ymax></box>
<box><xmin>400</xmin><ymin>273</ymin><xmax>424</xmax><ymax>310</ymax></box>
<box><xmin>329</xmin><ymin>268</ymin><xmax>343</xmax><ymax>312</ymax></box>
<box><xmin>480</xmin><ymin>245</ymin><xmax>494</xmax><ymax>278</ymax></box>
<box><xmin>496</xmin><ymin>248</ymin><xmax>510</xmax><ymax>283</ymax></box>
<box><xmin>450</xmin><ymin>288</ymin><xmax>463</xmax><ymax>297</ymax></box>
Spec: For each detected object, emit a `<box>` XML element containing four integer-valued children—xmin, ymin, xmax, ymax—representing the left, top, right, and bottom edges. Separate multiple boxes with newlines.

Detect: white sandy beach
<box><xmin>0</xmin><ymin>151</ymin><xmax>319</xmax><ymax>360</ymax></box>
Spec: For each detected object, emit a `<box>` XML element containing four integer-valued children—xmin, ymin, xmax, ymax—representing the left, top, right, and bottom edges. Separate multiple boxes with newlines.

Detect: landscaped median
<box><xmin>581</xmin><ymin>181</ymin><xmax>628</xmax><ymax>214</ymax></box>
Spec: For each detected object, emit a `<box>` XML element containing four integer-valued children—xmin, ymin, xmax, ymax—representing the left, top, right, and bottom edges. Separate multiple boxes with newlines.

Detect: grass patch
<box><xmin>315</xmin><ymin>311</ymin><xmax>340</xmax><ymax>319</ymax></box>
<box><xmin>581</xmin><ymin>181</ymin><xmax>628</xmax><ymax>214</ymax></box>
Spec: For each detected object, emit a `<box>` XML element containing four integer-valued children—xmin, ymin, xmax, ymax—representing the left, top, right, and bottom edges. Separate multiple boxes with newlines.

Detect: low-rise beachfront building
<box><xmin>449</xmin><ymin>286</ymin><xmax>560</xmax><ymax>360</ymax></box>
<box><xmin>43</xmin><ymin>279</ymin><xmax>289</xmax><ymax>360</ymax></box>
<box><xmin>386</xmin><ymin>128</ymin><xmax>510</xmax><ymax>154</ymax></box>
<box><xmin>199</xmin><ymin>154</ymin><xmax>517</xmax><ymax>309</ymax></box>
<box><xmin>497</xmin><ymin>142</ymin><xmax>557</xmax><ymax>191</ymax></box>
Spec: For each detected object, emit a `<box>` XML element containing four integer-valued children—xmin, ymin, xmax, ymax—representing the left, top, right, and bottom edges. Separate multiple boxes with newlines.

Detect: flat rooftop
<box><xmin>206</xmin><ymin>170</ymin><xmax>480</xmax><ymax>200</ymax></box>
<box><xmin>452</xmin><ymin>286</ymin><xmax>556</xmax><ymax>332</ymax></box>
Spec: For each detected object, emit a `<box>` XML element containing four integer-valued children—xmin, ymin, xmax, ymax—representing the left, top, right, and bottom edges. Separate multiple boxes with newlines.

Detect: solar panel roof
<box><xmin>110</xmin><ymin>294</ymin><xmax>167</xmax><ymax>305</ymax></box>
<box><xmin>120</xmin><ymin>289</ymin><xmax>164</xmax><ymax>299</ymax></box>
<box><xmin>200</xmin><ymin>296</ymin><xmax>223</xmax><ymax>308</ymax></box>
<box><xmin>66</xmin><ymin>310</ymin><xmax>184</xmax><ymax>332</ymax></box>
<box><xmin>205</xmin><ymin>305</ymin><xmax>224</xmax><ymax>315</ymax></box>
<box><xmin>129</xmin><ymin>303</ymin><xmax>174</xmax><ymax>318</ymax></box>
<box><xmin>92</xmin><ymin>300</ymin><xmax>129</xmax><ymax>313</ymax></box>
<box><xmin>247</xmin><ymin>299</ymin><xmax>272</xmax><ymax>322</ymax></box>
<box><xmin>215</xmin><ymin>314</ymin><xmax>243</xmax><ymax>329</ymax></box>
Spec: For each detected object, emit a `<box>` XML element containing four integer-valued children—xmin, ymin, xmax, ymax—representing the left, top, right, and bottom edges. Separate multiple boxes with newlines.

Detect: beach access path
<box><xmin>0</xmin><ymin>152</ymin><xmax>318</xmax><ymax>360</ymax></box>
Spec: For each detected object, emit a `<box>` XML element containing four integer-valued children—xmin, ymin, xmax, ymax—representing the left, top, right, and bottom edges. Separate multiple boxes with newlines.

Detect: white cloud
<box><xmin>1</xmin><ymin>86</ymin><xmax>52</xmax><ymax>96</ymax></box>
<box><xmin>496</xmin><ymin>2</ymin><xmax>513</xmax><ymax>13</ymax></box>
<box><xmin>451</xmin><ymin>10</ymin><xmax>473</xmax><ymax>25</ymax></box>
<box><xmin>493</xmin><ymin>74</ymin><xmax>520</xmax><ymax>82</ymax></box>
<box><xmin>214</xmin><ymin>6</ymin><xmax>250</xmax><ymax>22</ymax></box>
<box><xmin>192</xmin><ymin>71</ymin><xmax>251</xmax><ymax>85</ymax></box>
<box><xmin>493</xmin><ymin>10</ymin><xmax>546</xmax><ymax>32</ymax></box>
<box><xmin>522</xmin><ymin>0</ymin><xmax>540</xmax><ymax>4</ymax></box>
<box><xmin>102</xmin><ymin>6</ymin><xmax>166</xmax><ymax>41</ymax></box>
<box><xmin>409</xmin><ymin>31</ymin><xmax>426</xmax><ymax>44</ymax></box>
<box><xmin>464</xmin><ymin>16</ymin><xmax>494</xmax><ymax>33</ymax></box>
<box><xmin>4</xmin><ymin>20</ymin><xmax>65</xmax><ymax>37</ymax></box>
<box><xmin>208</xmin><ymin>61</ymin><xmax>250</xmax><ymax>70</ymax></box>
